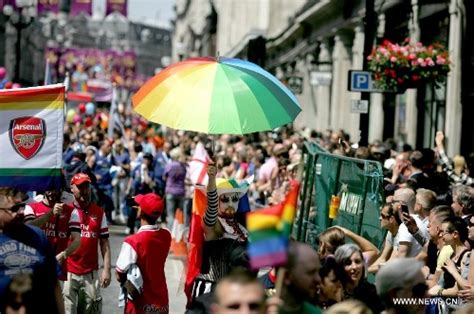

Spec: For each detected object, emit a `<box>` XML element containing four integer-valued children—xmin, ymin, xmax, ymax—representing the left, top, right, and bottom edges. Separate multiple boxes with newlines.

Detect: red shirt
<box><xmin>116</xmin><ymin>225</ymin><xmax>171</xmax><ymax>313</ymax></box>
<box><xmin>24</xmin><ymin>201</ymin><xmax>75</xmax><ymax>280</ymax></box>
<box><xmin>67</xmin><ymin>202</ymin><xmax>109</xmax><ymax>275</ymax></box>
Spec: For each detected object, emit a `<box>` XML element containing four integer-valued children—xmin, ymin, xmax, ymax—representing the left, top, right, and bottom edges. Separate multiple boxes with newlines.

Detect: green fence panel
<box><xmin>293</xmin><ymin>141</ymin><xmax>386</xmax><ymax>249</ymax></box>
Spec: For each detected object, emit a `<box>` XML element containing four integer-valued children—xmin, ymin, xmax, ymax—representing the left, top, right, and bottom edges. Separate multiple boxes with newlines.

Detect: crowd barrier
<box><xmin>293</xmin><ymin>141</ymin><xmax>386</xmax><ymax>249</ymax></box>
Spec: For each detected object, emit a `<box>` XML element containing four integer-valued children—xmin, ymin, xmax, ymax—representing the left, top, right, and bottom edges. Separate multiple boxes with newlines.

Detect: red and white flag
<box><xmin>188</xmin><ymin>142</ymin><xmax>209</xmax><ymax>186</ymax></box>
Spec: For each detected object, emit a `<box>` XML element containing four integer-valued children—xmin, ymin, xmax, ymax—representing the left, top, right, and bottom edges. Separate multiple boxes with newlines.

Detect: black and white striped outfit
<box><xmin>203</xmin><ymin>190</ymin><xmax>218</xmax><ymax>226</ymax></box>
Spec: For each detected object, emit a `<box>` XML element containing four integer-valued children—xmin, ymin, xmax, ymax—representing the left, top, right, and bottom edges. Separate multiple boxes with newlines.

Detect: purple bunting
<box><xmin>70</xmin><ymin>0</ymin><xmax>92</xmax><ymax>16</ymax></box>
<box><xmin>105</xmin><ymin>0</ymin><xmax>127</xmax><ymax>17</ymax></box>
<box><xmin>37</xmin><ymin>0</ymin><xmax>59</xmax><ymax>14</ymax></box>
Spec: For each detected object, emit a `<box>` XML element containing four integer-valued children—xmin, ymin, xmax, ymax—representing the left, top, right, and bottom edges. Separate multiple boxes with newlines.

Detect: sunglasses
<box><xmin>0</xmin><ymin>203</ymin><xmax>26</xmax><ymax>213</ymax></box>
<box><xmin>220</xmin><ymin>195</ymin><xmax>240</xmax><ymax>203</ymax></box>
<box><xmin>380</xmin><ymin>213</ymin><xmax>392</xmax><ymax>220</ymax></box>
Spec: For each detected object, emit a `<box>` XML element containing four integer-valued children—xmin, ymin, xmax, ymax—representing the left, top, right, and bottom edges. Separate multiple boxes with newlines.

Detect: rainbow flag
<box><xmin>0</xmin><ymin>85</ymin><xmax>65</xmax><ymax>191</ymax></box>
<box><xmin>247</xmin><ymin>180</ymin><xmax>300</xmax><ymax>269</ymax></box>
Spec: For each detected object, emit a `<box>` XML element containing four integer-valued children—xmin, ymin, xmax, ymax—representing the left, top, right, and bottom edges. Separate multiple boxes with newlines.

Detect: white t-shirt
<box><xmin>386</xmin><ymin>223</ymin><xmax>424</xmax><ymax>257</ymax></box>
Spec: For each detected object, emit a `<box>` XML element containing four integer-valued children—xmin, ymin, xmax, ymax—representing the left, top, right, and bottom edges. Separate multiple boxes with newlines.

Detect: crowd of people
<box><xmin>0</xmin><ymin>102</ymin><xmax>474</xmax><ymax>314</ymax></box>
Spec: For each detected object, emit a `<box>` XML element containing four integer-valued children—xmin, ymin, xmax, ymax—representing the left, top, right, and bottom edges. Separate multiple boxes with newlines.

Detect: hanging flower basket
<box><xmin>367</xmin><ymin>40</ymin><xmax>450</xmax><ymax>91</ymax></box>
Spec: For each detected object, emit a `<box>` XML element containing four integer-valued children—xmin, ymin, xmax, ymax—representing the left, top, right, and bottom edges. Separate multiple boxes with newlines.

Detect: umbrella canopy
<box><xmin>132</xmin><ymin>57</ymin><xmax>301</xmax><ymax>135</ymax></box>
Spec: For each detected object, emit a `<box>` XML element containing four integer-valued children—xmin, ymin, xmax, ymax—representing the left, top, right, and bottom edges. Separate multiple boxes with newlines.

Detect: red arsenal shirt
<box><xmin>116</xmin><ymin>225</ymin><xmax>171</xmax><ymax>313</ymax></box>
<box><xmin>24</xmin><ymin>201</ymin><xmax>75</xmax><ymax>280</ymax></box>
<box><xmin>67</xmin><ymin>202</ymin><xmax>109</xmax><ymax>275</ymax></box>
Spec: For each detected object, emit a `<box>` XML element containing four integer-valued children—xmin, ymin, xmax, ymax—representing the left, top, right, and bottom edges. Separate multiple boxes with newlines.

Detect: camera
<box><xmin>125</xmin><ymin>197</ymin><xmax>137</xmax><ymax>207</ymax></box>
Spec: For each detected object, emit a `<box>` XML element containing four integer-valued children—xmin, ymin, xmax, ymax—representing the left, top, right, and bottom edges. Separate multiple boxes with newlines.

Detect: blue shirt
<box><xmin>0</xmin><ymin>224</ymin><xmax>59</xmax><ymax>311</ymax></box>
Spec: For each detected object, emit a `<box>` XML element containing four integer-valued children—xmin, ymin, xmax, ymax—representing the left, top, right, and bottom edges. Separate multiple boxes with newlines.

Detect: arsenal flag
<box><xmin>0</xmin><ymin>84</ymin><xmax>65</xmax><ymax>191</ymax></box>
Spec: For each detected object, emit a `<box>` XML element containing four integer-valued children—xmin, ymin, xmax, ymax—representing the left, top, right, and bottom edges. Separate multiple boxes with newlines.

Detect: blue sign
<box><xmin>348</xmin><ymin>70</ymin><xmax>382</xmax><ymax>92</ymax></box>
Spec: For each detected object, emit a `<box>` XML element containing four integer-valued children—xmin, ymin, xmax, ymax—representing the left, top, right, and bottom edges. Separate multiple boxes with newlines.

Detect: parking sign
<box><xmin>348</xmin><ymin>70</ymin><xmax>382</xmax><ymax>92</ymax></box>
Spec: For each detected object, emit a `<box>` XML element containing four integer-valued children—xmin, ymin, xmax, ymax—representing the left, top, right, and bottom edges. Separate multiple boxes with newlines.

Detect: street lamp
<box><xmin>3</xmin><ymin>0</ymin><xmax>36</xmax><ymax>83</ymax></box>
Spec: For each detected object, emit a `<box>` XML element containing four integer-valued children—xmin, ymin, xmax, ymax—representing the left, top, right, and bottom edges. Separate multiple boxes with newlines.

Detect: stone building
<box><xmin>0</xmin><ymin>10</ymin><xmax>171</xmax><ymax>85</ymax></box>
<box><xmin>172</xmin><ymin>0</ymin><xmax>473</xmax><ymax>156</ymax></box>
<box><xmin>263</xmin><ymin>0</ymin><xmax>472</xmax><ymax>156</ymax></box>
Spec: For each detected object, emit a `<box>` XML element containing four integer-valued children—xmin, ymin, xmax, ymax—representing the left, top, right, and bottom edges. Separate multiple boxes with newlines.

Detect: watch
<box><xmin>437</xmin><ymin>288</ymin><xmax>444</xmax><ymax>296</ymax></box>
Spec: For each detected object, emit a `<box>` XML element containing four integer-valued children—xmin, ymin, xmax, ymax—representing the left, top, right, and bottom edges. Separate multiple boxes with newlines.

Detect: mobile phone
<box><xmin>398</xmin><ymin>203</ymin><xmax>409</xmax><ymax>222</ymax></box>
<box><xmin>125</xmin><ymin>196</ymin><xmax>137</xmax><ymax>207</ymax></box>
<box><xmin>400</xmin><ymin>204</ymin><xmax>409</xmax><ymax>216</ymax></box>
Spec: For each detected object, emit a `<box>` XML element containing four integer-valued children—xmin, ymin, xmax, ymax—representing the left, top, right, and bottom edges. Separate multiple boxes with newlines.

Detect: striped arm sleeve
<box><xmin>69</xmin><ymin>209</ymin><xmax>81</xmax><ymax>233</ymax></box>
<box><xmin>23</xmin><ymin>205</ymin><xmax>36</xmax><ymax>222</ymax></box>
<box><xmin>99</xmin><ymin>213</ymin><xmax>109</xmax><ymax>239</ymax></box>
<box><xmin>204</xmin><ymin>190</ymin><xmax>219</xmax><ymax>227</ymax></box>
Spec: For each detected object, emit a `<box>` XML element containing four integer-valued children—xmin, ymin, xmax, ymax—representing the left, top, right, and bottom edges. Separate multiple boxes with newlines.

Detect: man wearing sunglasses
<box><xmin>0</xmin><ymin>187</ymin><xmax>64</xmax><ymax>313</ymax></box>
<box><xmin>24</xmin><ymin>187</ymin><xmax>81</xmax><ymax>281</ymax></box>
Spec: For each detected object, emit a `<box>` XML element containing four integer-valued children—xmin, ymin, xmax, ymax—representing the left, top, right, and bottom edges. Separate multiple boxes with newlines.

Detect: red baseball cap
<box><xmin>71</xmin><ymin>173</ymin><xmax>91</xmax><ymax>186</ymax></box>
<box><xmin>135</xmin><ymin>193</ymin><xmax>164</xmax><ymax>217</ymax></box>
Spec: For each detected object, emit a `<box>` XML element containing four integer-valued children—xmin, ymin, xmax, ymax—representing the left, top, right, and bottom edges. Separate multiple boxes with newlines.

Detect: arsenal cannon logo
<box><xmin>9</xmin><ymin>117</ymin><xmax>46</xmax><ymax>160</ymax></box>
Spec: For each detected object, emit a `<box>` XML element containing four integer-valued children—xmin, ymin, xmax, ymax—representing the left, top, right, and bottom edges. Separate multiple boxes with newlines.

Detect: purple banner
<box><xmin>37</xmin><ymin>0</ymin><xmax>59</xmax><ymax>14</ymax></box>
<box><xmin>70</xmin><ymin>0</ymin><xmax>92</xmax><ymax>16</ymax></box>
<box><xmin>45</xmin><ymin>47</ymin><xmax>137</xmax><ymax>89</ymax></box>
<box><xmin>105</xmin><ymin>0</ymin><xmax>127</xmax><ymax>17</ymax></box>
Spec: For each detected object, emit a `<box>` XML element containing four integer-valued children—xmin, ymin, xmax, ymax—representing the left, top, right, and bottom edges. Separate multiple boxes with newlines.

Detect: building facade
<box><xmin>0</xmin><ymin>10</ymin><xmax>171</xmax><ymax>86</ymax></box>
<box><xmin>172</xmin><ymin>0</ymin><xmax>472</xmax><ymax>156</ymax></box>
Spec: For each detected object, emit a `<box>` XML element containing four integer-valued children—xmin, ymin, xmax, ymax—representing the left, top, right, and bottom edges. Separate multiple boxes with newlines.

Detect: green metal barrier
<box><xmin>293</xmin><ymin>141</ymin><xmax>386</xmax><ymax>249</ymax></box>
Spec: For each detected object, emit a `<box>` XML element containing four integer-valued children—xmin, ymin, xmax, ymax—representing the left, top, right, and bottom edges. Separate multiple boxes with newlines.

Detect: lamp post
<box><xmin>3</xmin><ymin>0</ymin><xmax>35</xmax><ymax>83</ymax></box>
<box><xmin>44</xmin><ymin>13</ymin><xmax>74</xmax><ymax>83</ymax></box>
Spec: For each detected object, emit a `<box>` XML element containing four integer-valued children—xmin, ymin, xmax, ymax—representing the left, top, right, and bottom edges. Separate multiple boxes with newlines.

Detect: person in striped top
<box><xmin>191</xmin><ymin>162</ymin><xmax>250</xmax><ymax>300</ymax></box>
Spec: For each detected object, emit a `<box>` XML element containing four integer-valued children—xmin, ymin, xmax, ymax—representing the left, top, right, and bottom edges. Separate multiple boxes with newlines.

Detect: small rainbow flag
<box><xmin>0</xmin><ymin>84</ymin><xmax>65</xmax><ymax>191</ymax></box>
<box><xmin>247</xmin><ymin>180</ymin><xmax>300</xmax><ymax>270</ymax></box>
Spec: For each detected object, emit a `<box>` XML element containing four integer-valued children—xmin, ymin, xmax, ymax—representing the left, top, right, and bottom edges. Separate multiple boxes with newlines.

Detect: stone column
<box><xmin>330</xmin><ymin>33</ymin><xmax>353</xmax><ymax>132</ymax></box>
<box><xmin>444</xmin><ymin>0</ymin><xmax>463</xmax><ymax>156</ymax></box>
<box><xmin>369</xmin><ymin>14</ymin><xmax>386</xmax><ymax>143</ymax></box>
<box><xmin>294</xmin><ymin>56</ymin><xmax>311</xmax><ymax>129</ymax></box>
<box><xmin>405</xmin><ymin>0</ymin><xmax>421</xmax><ymax>148</ymax></box>
<box><xmin>316</xmin><ymin>40</ymin><xmax>332</xmax><ymax>132</ymax></box>
<box><xmin>348</xmin><ymin>25</ymin><xmax>364</xmax><ymax>142</ymax></box>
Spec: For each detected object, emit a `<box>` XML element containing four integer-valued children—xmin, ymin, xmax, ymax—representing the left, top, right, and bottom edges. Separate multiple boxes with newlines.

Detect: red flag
<box><xmin>184</xmin><ymin>188</ymin><xmax>207</xmax><ymax>305</ymax></box>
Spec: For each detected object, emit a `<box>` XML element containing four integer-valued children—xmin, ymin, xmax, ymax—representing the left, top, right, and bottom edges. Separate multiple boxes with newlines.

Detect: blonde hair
<box><xmin>453</xmin><ymin>155</ymin><xmax>466</xmax><ymax>176</ymax></box>
<box><xmin>325</xmin><ymin>300</ymin><xmax>373</xmax><ymax>314</ymax></box>
<box><xmin>319</xmin><ymin>227</ymin><xmax>346</xmax><ymax>255</ymax></box>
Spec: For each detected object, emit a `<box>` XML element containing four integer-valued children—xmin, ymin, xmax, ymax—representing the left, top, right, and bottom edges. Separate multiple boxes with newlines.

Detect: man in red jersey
<box><xmin>63</xmin><ymin>173</ymin><xmax>111</xmax><ymax>314</ymax></box>
<box><xmin>24</xmin><ymin>187</ymin><xmax>81</xmax><ymax>280</ymax></box>
<box><xmin>116</xmin><ymin>193</ymin><xmax>171</xmax><ymax>314</ymax></box>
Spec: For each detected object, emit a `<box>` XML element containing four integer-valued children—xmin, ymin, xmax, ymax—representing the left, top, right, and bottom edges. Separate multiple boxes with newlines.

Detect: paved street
<box><xmin>101</xmin><ymin>226</ymin><xmax>187</xmax><ymax>314</ymax></box>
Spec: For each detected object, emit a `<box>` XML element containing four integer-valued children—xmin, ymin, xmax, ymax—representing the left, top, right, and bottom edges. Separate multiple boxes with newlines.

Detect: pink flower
<box><xmin>409</xmin><ymin>53</ymin><xmax>417</xmax><ymax>60</ymax></box>
<box><xmin>417</xmin><ymin>57</ymin><xmax>424</xmax><ymax>64</ymax></box>
<box><xmin>436</xmin><ymin>56</ymin><xmax>446</xmax><ymax>65</ymax></box>
<box><xmin>411</xmin><ymin>60</ymin><xmax>418</xmax><ymax>66</ymax></box>
<box><xmin>390</xmin><ymin>56</ymin><xmax>397</xmax><ymax>62</ymax></box>
<box><xmin>426</xmin><ymin>58</ymin><xmax>435</xmax><ymax>66</ymax></box>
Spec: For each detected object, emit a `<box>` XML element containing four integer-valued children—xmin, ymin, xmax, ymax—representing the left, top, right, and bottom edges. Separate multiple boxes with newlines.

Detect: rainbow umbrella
<box><xmin>132</xmin><ymin>57</ymin><xmax>301</xmax><ymax>134</ymax></box>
